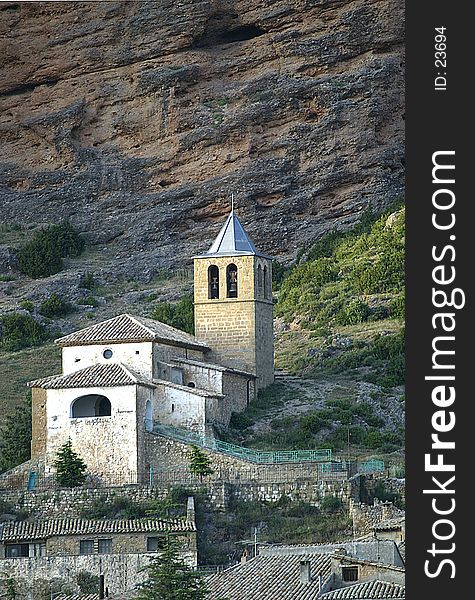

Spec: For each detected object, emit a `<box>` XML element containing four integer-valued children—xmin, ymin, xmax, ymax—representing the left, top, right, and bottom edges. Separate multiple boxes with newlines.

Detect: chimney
<box><xmin>300</xmin><ymin>560</ymin><xmax>311</xmax><ymax>584</ymax></box>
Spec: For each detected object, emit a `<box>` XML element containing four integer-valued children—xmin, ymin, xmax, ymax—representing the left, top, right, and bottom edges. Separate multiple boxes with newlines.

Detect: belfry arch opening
<box><xmin>71</xmin><ymin>394</ymin><xmax>111</xmax><ymax>418</ymax></box>
<box><xmin>208</xmin><ymin>265</ymin><xmax>219</xmax><ymax>299</ymax></box>
<box><xmin>226</xmin><ymin>264</ymin><xmax>238</xmax><ymax>298</ymax></box>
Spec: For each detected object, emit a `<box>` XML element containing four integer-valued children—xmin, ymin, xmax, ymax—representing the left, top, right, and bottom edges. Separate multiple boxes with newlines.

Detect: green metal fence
<box><xmin>358</xmin><ymin>459</ymin><xmax>385</xmax><ymax>473</ymax></box>
<box><xmin>320</xmin><ymin>459</ymin><xmax>385</xmax><ymax>475</ymax></box>
<box><xmin>152</xmin><ymin>422</ymin><xmax>332</xmax><ymax>464</ymax></box>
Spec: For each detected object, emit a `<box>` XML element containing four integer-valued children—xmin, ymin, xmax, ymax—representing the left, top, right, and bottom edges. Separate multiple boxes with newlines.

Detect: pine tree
<box><xmin>54</xmin><ymin>439</ymin><xmax>87</xmax><ymax>488</ymax></box>
<box><xmin>188</xmin><ymin>446</ymin><xmax>214</xmax><ymax>483</ymax></box>
<box><xmin>137</xmin><ymin>539</ymin><xmax>208</xmax><ymax>600</ymax></box>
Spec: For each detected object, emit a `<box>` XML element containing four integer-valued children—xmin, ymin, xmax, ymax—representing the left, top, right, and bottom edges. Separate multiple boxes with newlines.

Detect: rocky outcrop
<box><xmin>0</xmin><ymin>0</ymin><xmax>404</xmax><ymax>279</ymax></box>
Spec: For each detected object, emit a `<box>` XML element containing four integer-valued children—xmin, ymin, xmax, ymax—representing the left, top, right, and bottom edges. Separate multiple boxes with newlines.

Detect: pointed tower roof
<box><xmin>196</xmin><ymin>209</ymin><xmax>270</xmax><ymax>258</ymax></box>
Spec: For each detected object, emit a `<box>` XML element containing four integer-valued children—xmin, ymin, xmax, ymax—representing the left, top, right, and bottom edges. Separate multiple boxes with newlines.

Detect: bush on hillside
<box><xmin>0</xmin><ymin>312</ymin><xmax>48</xmax><ymax>351</ymax></box>
<box><xmin>18</xmin><ymin>221</ymin><xmax>84</xmax><ymax>279</ymax></box>
<box><xmin>39</xmin><ymin>293</ymin><xmax>73</xmax><ymax>318</ymax></box>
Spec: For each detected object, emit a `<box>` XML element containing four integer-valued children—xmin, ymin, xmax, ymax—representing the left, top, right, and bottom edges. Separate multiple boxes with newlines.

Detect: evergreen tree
<box><xmin>137</xmin><ymin>539</ymin><xmax>208</xmax><ymax>600</ymax></box>
<box><xmin>0</xmin><ymin>393</ymin><xmax>32</xmax><ymax>474</ymax></box>
<box><xmin>188</xmin><ymin>446</ymin><xmax>214</xmax><ymax>482</ymax></box>
<box><xmin>54</xmin><ymin>439</ymin><xmax>87</xmax><ymax>488</ymax></box>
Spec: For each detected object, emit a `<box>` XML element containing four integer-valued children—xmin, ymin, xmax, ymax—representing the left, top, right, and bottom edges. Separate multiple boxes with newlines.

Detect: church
<box><xmin>27</xmin><ymin>209</ymin><xmax>274</xmax><ymax>482</ymax></box>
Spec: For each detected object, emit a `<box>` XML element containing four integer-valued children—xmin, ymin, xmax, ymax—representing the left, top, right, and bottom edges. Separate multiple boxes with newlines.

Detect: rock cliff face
<box><xmin>0</xmin><ymin>0</ymin><xmax>404</xmax><ymax>278</ymax></box>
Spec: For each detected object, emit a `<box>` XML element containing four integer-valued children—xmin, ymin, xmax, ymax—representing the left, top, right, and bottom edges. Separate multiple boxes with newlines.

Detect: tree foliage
<box><xmin>18</xmin><ymin>221</ymin><xmax>84</xmax><ymax>279</ymax></box>
<box><xmin>39</xmin><ymin>293</ymin><xmax>73</xmax><ymax>318</ymax></box>
<box><xmin>0</xmin><ymin>393</ymin><xmax>32</xmax><ymax>474</ymax></box>
<box><xmin>151</xmin><ymin>294</ymin><xmax>194</xmax><ymax>334</ymax></box>
<box><xmin>0</xmin><ymin>312</ymin><xmax>47</xmax><ymax>351</ymax></box>
<box><xmin>137</xmin><ymin>539</ymin><xmax>209</xmax><ymax>600</ymax></box>
<box><xmin>54</xmin><ymin>439</ymin><xmax>87</xmax><ymax>488</ymax></box>
<box><xmin>188</xmin><ymin>445</ymin><xmax>214</xmax><ymax>482</ymax></box>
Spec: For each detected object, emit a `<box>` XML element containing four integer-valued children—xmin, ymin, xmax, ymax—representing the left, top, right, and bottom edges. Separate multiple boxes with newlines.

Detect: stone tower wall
<box><xmin>194</xmin><ymin>254</ymin><xmax>274</xmax><ymax>389</ymax></box>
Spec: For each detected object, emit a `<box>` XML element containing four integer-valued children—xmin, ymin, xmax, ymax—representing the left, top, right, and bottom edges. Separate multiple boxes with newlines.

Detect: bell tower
<box><xmin>193</xmin><ymin>209</ymin><xmax>274</xmax><ymax>389</ymax></box>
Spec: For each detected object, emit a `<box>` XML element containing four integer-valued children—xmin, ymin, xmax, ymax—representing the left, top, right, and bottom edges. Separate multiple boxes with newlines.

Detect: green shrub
<box><xmin>337</xmin><ymin>299</ymin><xmax>369</xmax><ymax>325</ymax></box>
<box><xmin>76</xmin><ymin>295</ymin><xmax>99</xmax><ymax>308</ymax></box>
<box><xmin>229</xmin><ymin>412</ymin><xmax>254</xmax><ymax>430</ymax></box>
<box><xmin>19</xmin><ymin>300</ymin><xmax>35</xmax><ymax>312</ymax></box>
<box><xmin>320</xmin><ymin>495</ymin><xmax>343</xmax><ymax>513</ymax></box>
<box><xmin>79</xmin><ymin>272</ymin><xmax>96</xmax><ymax>290</ymax></box>
<box><xmin>151</xmin><ymin>294</ymin><xmax>194</xmax><ymax>334</ymax></box>
<box><xmin>390</xmin><ymin>294</ymin><xmax>405</xmax><ymax>319</ymax></box>
<box><xmin>76</xmin><ymin>571</ymin><xmax>100</xmax><ymax>594</ymax></box>
<box><xmin>0</xmin><ymin>313</ymin><xmax>47</xmax><ymax>351</ymax></box>
<box><xmin>18</xmin><ymin>221</ymin><xmax>84</xmax><ymax>278</ymax></box>
<box><xmin>39</xmin><ymin>293</ymin><xmax>73</xmax><ymax>318</ymax></box>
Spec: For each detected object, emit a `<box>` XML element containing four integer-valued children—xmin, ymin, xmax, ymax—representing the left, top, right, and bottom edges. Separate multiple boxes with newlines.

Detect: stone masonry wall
<box><xmin>0</xmin><ymin>552</ymin><xmax>195</xmax><ymax>598</ymax></box>
<box><xmin>31</xmin><ymin>387</ymin><xmax>47</xmax><ymax>459</ymax></box>
<box><xmin>194</xmin><ymin>254</ymin><xmax>274</xmax><ymax>388</ymax></box>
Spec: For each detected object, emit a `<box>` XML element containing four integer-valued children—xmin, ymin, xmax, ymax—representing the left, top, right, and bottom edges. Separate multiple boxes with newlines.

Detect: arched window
<box><xmin>257</xmin><ymin>265</ymin><xmax>263</xmax><ymax>297</ymax></box>
<box><xmin>208</xmin><ymin>265</ymin><xmax>219</xmax><ymax>299</ymax></box>
<box><xmin>71</xmin><ymin>394</ymin><xmax>111</xmax><ymax>418</ymax></box>
<box><xmin>226</xmin><ymin>264</ymin><xmax>238</xmax><ymax>298</ymax></box>
<box><xmin>145</xmin><ymin>400</ymin><xmax>153</xmax><ymax>431</ymax></box>
<box><xmin>263</xmin><ymin>265</ymin><xmax>269</xmax><ymax>299</ymax></box>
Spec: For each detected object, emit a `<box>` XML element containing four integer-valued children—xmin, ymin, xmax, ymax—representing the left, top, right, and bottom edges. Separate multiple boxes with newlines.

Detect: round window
<box><xmin>103</xmin><ymin>349</ymin><xmax>113</xmax><ymax>359</ymax></box>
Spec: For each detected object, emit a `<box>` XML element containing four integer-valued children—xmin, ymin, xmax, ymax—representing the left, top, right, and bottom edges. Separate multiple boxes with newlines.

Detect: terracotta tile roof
<box><xmin>206</xmin><ymin>553</ymin><xmax>332</xmax><ymax>600</ymax></box>
<box><xmin>0</xmin><ymin>517</ymin><xmax>195</xmax><ymax>542</ymax></box>
<box><xmin>27</xmin><ymin>363</ymin><xmax>153</xmax><ymax>389</ymax></box>
<box><xmin>320</xmin><ymin>581</ymin><xmax>405</xmax><ymax>598</ymax></box>
<box><xmin>54</xmin><ymin>313</ymin><xmax>210</xmax><ymax>350</ymax></box>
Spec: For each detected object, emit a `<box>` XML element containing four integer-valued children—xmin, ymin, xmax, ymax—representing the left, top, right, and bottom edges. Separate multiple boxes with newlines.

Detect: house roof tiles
<box><xmin>320</xmin><ymin>580</ymin><xmax>405</xmax><ymax>599</ymax></box>
<box><xmin>206</xmin><ymin>553</ymin><xmax>332</xmax><ymax>600</ymax></box>
<box><xmin>0</xmin><ymin>517</ymin><xmax>195</xmax><ymax>542</ymax></box>
<box><xmin>27</xmin><ymin>362</ymin><xmax>153</xmax><ymax>389</ymax></box>
<box><xmin>54</xmin><ymin>314</ymin><xmax>209</xmax><ymax>350</ymax></box>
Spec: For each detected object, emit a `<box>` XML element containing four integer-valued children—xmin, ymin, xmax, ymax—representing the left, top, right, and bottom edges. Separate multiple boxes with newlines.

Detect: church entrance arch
<box><xmin>71</xmin><ymin>394</ymin><xmax>111</xmax><ymax>418</ymax></box>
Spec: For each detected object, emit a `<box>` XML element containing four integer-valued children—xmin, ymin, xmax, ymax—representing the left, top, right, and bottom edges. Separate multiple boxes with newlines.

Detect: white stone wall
<box><xmin>45</xmin><ymin>385</ymin><xmax>139</xmax><ymax>479</ymax></box>
<box><xmin>154</xmin><ymin>382</ymin><xmax>207</xmax><ymax>432</ymax></box>
<box><xmin>178</xmin><ymin>362</ymin><xmax>223</xmax><ymax>393</ymax></box>
<box><xmin>62</xmin><ymin>342</ymin><xmax>154</xmax><ymax>377</ymax></box>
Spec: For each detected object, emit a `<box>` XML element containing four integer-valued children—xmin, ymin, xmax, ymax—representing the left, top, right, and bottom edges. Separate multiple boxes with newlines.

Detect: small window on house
<box><xmin>136</xmin><ymin>350</ymin><xmax>140</xmax><ymax>355</ymax></box>
<box><xmin>80</xmin><ymin>540</ymin><xmax>95</xmax><ymax>555</ymax></box>
<box><xmin>226</xmin><ymin>264</ymin><xmax>238</xmax><ymax>298</ymax></box>
<box><xmin>171</xmin><ymin>404</ymin><xmax>175</xmax><ymax>412</ymax></box>
<box><xmin>147</xmin><ymin>536</ymin><xmax>167</xmax><ymax>552</ymax></box>
<box><xmin>5</xmin><ymin>543</ymin><xmax>29</xmax><ymax>558</ymax></box>
<box><xmin>342</xmin><ymin>566</ymin><xmax>359</xmax><ymax>582</ymax></box>
<box><xmin>187</xmin><ymin>382</ymin><xmax>195</xmax><ymax>388</ymax></box>
<box><xmin>98</xmin><ymin>539</ymin><xmax>112</xmax><ymax>554</ymax></box>
<box><xmin>103</xmin><ymin>349</ymin><xmax>113</xmax><ymax>359</ymax></box>
<box><xmin>208</xmin><ymin>265</ymin><xmax>220</xmax><ymax>299</ymax></box>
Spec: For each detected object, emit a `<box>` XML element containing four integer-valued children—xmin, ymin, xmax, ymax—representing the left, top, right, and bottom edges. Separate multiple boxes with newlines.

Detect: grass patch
<box><xmin>0</xmin><ymin>344</ymin><xmax>61</xmax><ymax>422</ymax></box>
